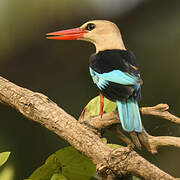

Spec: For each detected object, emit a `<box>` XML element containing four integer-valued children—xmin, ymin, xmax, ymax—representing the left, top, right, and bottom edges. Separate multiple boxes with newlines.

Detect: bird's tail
<box><xmin>116</xmin><ymin>97</ymin><xmax>142</xmax><ymax>132</ymax></box>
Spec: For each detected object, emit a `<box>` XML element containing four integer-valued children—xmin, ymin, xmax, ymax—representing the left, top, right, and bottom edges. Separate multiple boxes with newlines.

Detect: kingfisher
<box><xmin>46</xmin><ymin>20</ymin><xmax>143</xmax><ymax>132</ymax></box>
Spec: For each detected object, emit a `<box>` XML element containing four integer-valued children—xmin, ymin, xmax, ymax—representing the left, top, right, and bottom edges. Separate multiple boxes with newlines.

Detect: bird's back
<box><xmin>89</xmin><ymin>49</ymin><xmax>142</xmax><ymax>101</ymax></box>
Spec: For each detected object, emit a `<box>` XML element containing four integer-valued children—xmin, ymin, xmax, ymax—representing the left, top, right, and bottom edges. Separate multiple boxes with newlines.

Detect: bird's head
<box><xmin>46</xmin><ymin>20</ymin><xmax>125</xmax><ymax>52</ymax></box>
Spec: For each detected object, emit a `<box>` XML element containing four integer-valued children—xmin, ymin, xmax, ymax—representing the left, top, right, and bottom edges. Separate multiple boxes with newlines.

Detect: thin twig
<box><xmin>138</xmin><ymin>130</ymin><xmax>180</xmax><ymax>154</ymax></box>
<box><xmin>140</xmin><ymin>104</ymin><xmax>180</xmax><ymax>124</ymax></box>
<box><xmin>109</xmin><ymin>126</ymin><xmax>134</xmax><ymax>148</ymax></box>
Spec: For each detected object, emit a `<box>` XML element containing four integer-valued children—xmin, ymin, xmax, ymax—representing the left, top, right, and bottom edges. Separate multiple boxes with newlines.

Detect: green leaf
<box><xmin>27</xmin><ymin>159</ymin><xmax>60</xmax><ymax>180</ymax></box>
<box><xmin>51</xmin><ymin>173</ymin><xmax>67</xmax><ymax>180</ymax></box>
<box><xmin>54</xmin><ymin>146</ymin><xmax>95</xmax><ymax>180</ymax></box>
<box><xmin>28</xmin><ymin>146</ymin><xmax>96</xmax><ymax>180</ymax></box>
<box><xmin>133</xmin><ymin>176</ymin><xmax>141</xmax><ymax>180</ymax></box>
<box><xmin>103</xmin><ymin>97</ymin><xmax>117</xmax><ymax>113</ymax></box>
<box><xmin>86</xmin><ymin>96</ymin><xmax>117</xmax><ymax>117</ymax></box>
<box><xmin>101</xmin><ymin>138</ymin><xmax>122</xmax><ymax>149</ymax></box>
<box><xmin>101</xmin><ymin>138</ymin><xmax>107</xmax><ymax>144</ymax></box>
<box><xmin>107</xmin><ymin>144</ymin><xmax>122</xmax><ymax>149</ymax></box>
<box><xmin>0</xmin><ymin>165</ymin><xmax>15</xmax><ymax>180</ymax></box>
<box><xmin>0</xmin><ymin>152</ymin><xmax>10</xmax><ymax>167</ymax></box>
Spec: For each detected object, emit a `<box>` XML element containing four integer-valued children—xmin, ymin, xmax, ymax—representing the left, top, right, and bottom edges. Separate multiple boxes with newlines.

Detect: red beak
<box><xmin>46</xmin><ymin>27</ymin><xmax>88</xmax><ymax>40</ymax></box>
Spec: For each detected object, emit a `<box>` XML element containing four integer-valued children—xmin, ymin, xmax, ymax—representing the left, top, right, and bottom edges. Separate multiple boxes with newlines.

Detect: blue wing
<box><xmin>89</xmin><ymin>67</ymin><xmax>139</xmax><ymax>86</ymax></box>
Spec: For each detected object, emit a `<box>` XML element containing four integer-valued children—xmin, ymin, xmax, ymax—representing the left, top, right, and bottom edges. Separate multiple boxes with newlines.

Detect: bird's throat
<box><xmin>95</xmin><ymin>39</ymin><xmax>126</xmax><ymax>53</ymax></box>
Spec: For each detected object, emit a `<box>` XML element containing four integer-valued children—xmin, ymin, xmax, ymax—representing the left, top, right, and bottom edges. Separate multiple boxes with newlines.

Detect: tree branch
<box><xmin>140</xmin><ymin>104</ymin><xmax>180</xmax><ymax>124</ymax></box>
<box><xmin>138</xmin><ymin>130</ymin><xmax>180</xmax><ymax>154</ymax></box>
<box><xmin>0</xmin><ymin>76</ymin><xmax>178</xmax><ymax>179</ymax></box>
<box><xmin>80</xmin><ymin>102</ymin><xmax>180</xmax><ymax>153</ymax></box>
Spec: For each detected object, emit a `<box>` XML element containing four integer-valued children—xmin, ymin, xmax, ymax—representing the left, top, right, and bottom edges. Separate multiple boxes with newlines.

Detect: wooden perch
<box><xmin>0</xmin><ymin>76</ymin><xmax>179</xmax><ymax>179</ymax></box>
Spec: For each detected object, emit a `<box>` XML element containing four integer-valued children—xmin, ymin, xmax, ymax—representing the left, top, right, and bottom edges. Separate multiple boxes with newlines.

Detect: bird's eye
<box><xmin>85</xmin><ymin>23</ymin><xmax>96</xmax><ymax>31</ymax></box>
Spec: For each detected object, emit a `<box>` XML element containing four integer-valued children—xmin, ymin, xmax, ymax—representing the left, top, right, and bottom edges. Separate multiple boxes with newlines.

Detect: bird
<box><xmin>46</xmin><ymin>20</ymin><xmax>143</xmax><ymax>132</ymax></box>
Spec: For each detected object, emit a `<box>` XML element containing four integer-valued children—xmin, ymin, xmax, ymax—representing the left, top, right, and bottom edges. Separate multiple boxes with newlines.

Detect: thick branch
<box><xmin>0</xmin><ymin>77</ymin><xmax>111</xmax><ymax>164</ymax></box>
<box><xmin>107</xmin><ymin>147</ymin><xmax>175</xmax><ymax>180</ymax></box>
<box><xmin>0</xmin><ymin>76</ymin><xmax>177</xmax><ymax>179</ymax></box>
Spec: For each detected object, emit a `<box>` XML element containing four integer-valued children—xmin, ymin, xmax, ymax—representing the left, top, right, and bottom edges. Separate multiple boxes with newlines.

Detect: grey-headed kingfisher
<box><xmin>46</xmin><ymin>20</ymin><xmax>143</xmax><ymax>132</ymax></box>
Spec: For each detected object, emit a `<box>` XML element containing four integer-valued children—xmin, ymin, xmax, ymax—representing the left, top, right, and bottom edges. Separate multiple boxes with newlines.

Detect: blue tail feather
<box><xmin>116</xmin><ymin>98</ymin><xmax>142</xmax><ymax>132</ymax></box>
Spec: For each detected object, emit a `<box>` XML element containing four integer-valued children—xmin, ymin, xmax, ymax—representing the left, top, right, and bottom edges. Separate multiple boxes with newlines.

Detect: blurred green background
<box><xmin>0</xmin><ymin>0</ymin><xmax>180</xmax><ymax>179</ymax></box>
